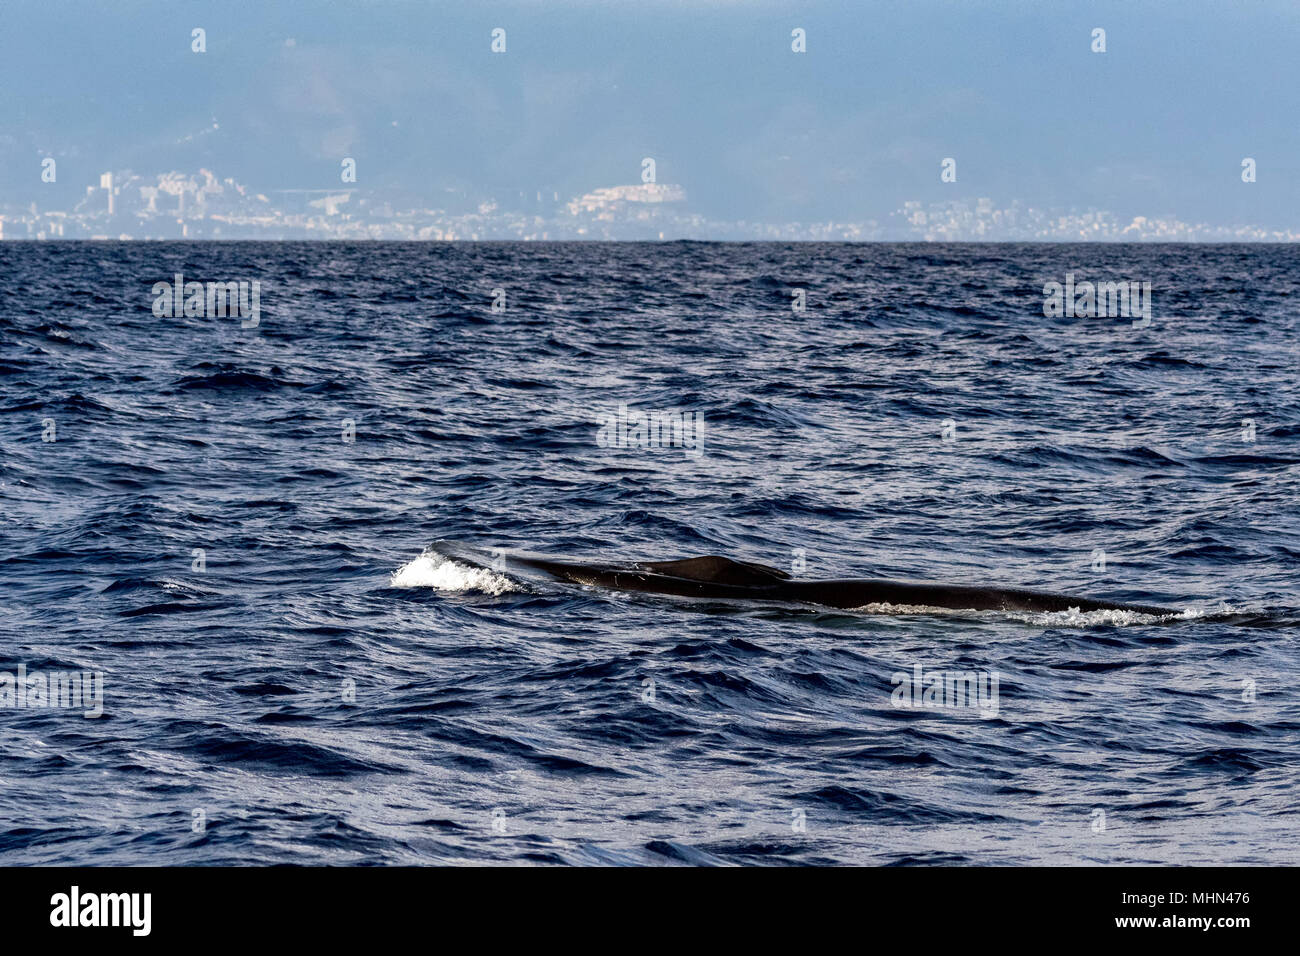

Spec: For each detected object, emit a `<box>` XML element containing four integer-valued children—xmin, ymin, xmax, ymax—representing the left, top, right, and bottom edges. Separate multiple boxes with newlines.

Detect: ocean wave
<box><xmin>5</xmin><ymin>241</ymin><xmax>1298</xmax><ymax>867</ymax></box>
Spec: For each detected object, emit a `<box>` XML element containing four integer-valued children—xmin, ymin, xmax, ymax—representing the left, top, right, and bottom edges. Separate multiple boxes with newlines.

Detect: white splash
<box><xmin>390</xmin><ymin>551</ymin><xmax>521</xmax><ymax>594</ymax></box>
<box><xmin>851</xmin><ymin>602</ymin><xmax>970</xmax><ymax>616</ymax></box>
<box><xmin>850</xmin><ymin>602</ymin><xmax>1206</xmax><ymax>626</ymax></box>
<box><xmin>1008</xmin><ymin>606</ymin><xmax>1203</xmax><ymax>627</ymax></box>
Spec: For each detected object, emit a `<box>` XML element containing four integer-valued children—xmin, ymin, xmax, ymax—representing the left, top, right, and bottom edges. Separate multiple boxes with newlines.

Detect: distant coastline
<box><xmin>5</xmin><ymin>168</ymin><xmax>1298</xmax><ymax>243</ymax></box>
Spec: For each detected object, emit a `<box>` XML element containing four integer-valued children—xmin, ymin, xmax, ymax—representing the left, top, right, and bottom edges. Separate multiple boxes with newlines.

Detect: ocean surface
<box><xmin>1</xmin><ymin>241</ymin><xmax>1298</xmax><ymax>866</ymax></box>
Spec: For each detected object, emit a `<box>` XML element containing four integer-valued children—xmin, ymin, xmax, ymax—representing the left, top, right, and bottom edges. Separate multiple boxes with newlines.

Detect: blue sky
<box><xmin>2</xmin><ymin>0</ymin><xmax>1298</xmax><ymax>226</ymax></box>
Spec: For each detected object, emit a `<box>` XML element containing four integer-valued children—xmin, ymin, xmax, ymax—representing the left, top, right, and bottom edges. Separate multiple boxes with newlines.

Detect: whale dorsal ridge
<box><xmin>638</xmin><ymin>555</ymin><xmax>790</xmax><ymax>585</ymax></box>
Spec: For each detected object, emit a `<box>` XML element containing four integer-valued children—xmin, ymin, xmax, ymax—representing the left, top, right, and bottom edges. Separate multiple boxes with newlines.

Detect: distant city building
<box><xmin>566</xmin><ymin>183</ymin><xmax>686</xmax><ymax>216</ymax></box>
<box><xmin>1</xmin><ymin>171</ymin><xmax>1297</xmax><ymax>241</ymax></box>
<box><xmin>99</xmin><ymin>172</ymin><xmax>115</xmax><ymax>215</ymax></box>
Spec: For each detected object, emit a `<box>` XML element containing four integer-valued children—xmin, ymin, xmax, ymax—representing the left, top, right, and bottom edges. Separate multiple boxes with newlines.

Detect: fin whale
<box><xmin>437</xmin><ymin>543</ymin><xmax>1174</xmax><ymax>615</ymax></box>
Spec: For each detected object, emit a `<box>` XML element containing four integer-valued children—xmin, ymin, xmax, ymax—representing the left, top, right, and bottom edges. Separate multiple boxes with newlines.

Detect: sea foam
<box><xmin>390</xmin><ymin>551</ymin><xmax>520</xmax><ymax>594</ymax></box>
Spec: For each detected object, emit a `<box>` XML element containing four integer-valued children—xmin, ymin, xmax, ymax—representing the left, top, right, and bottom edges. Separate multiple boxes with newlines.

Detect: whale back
<box><xmin>425</xmin><ymin>541</ymin><xmax>1172</xmax><ymax>615</ymax></box>
<box><xmin>637</xmin><ymin>555</ymin><xmax>790</xmax><ymax>586</ymax></box>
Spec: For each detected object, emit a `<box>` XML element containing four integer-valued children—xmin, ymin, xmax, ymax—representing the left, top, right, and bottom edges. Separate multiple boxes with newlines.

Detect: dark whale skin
<box><xmin>485</xmin><ymin>550</ymin><xmax>1174</xmax><ymax>615</ymax></box>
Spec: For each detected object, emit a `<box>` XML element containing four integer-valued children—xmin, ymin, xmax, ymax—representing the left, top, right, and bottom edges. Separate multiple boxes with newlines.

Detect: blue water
<box><xmin>2</xmin><ymin>242</ymin><xmax>1298</xmax><ymax>865</ymax></box>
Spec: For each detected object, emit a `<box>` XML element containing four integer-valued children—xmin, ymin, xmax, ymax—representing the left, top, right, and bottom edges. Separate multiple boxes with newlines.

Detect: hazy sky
<box><xmin>2</xmin><ymin>0</ymin><xmax>1298</xmax><ymax>225</ymax></box>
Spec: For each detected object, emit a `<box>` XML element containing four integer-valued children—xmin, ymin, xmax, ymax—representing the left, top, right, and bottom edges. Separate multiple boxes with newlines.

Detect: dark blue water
<box><xmin>2</xmin><ymin>242</ymin><xmax>1298</xmax><ymax>865</ymax></box>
